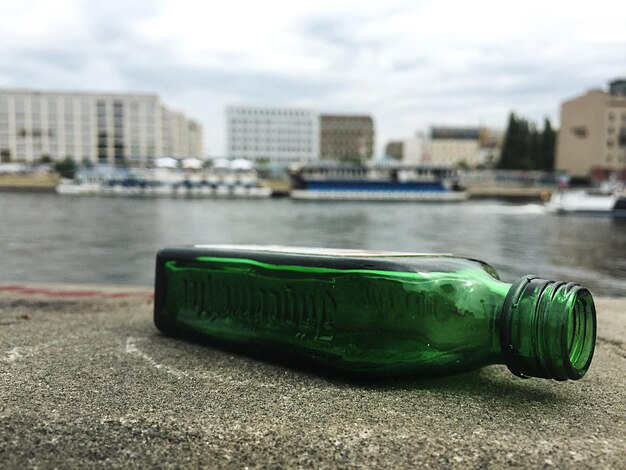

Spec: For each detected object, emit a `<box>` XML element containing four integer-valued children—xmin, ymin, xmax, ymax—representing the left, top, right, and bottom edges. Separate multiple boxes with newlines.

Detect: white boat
<box><xmin>56</xmin><ymin>165</ymin><xmax>272</xmax><ymax>198</ymax></box>
<box><xmin>547</xmin><ymin>185</ymin><xmax>626</xmax><ymax>216</ymax></box>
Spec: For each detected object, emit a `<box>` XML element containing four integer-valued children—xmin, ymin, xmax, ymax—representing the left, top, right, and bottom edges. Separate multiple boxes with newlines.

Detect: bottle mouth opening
<box><xmin>565</xmin><ymin>290</ymin><xmax>596</xmax><ymax>377</ymax></box>
<box><xmin>501</xmin><ymin>276</ymin><xmax>597</xmax><ymax>381</ymax></box>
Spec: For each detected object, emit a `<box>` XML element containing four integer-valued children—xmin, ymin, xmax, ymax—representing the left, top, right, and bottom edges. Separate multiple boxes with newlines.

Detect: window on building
<box><xmin>14</xmin><ymin>100</ymin><xmax>25</xmax><ymax>113</ymax></box>
<box><xmin>113</xmin><ymin>100</ymin><xmax>123</xmax><ymax>118</ymax></box>
<box><xmin>96</xmin><ymin>100</ymin><xmax>107</xmax><ymax>120</ymax></box>
<box><xmin>64</xmin><ymin>99</ymin><xmax>75</xmax><ymax>114</ymax></box>
<box><xmin>0</xmin><ymin>148</ymin><xmax>11</xmax><ymax>162</ymax></box>
<box><xmin>571</xmin><ymin>126</ymin><xmax>587</xmax><ymax>138</ymax></box>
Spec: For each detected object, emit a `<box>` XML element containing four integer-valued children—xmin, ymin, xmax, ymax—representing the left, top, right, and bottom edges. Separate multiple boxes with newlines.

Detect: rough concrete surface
<box><xmin>1</xmin><ymin>283</ymin><xmax>625</xmax><ymax>469</ymax></box>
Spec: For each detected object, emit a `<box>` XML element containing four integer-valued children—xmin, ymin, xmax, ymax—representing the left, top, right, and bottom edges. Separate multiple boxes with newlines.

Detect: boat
<box><xmin>289</xmin><ymin>163</ymin><xmax>468</xmax><ymax>201</ymax></box>
<box><xmin>56</xmin><ymin>165</ymin><xmax>272</xmax><ymax>198</ymax></box>
<box><xmin>546</xmin><ymin>182</ymin><xmax>626</xmax><ymax>216</ymax></box>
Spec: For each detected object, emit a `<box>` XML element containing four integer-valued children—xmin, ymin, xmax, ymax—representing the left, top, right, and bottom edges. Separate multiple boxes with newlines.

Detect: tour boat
<box><xmin>289</xmin><ymin>164</ymin><xmax>468</xmax><ymax>201</ymax></box>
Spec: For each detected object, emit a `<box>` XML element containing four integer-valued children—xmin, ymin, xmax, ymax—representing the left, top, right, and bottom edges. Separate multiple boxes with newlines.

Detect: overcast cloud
<box><xmin>1</xmin><ymin>0</ymin><xmax>625</xmax><ymax>156</ymax></box>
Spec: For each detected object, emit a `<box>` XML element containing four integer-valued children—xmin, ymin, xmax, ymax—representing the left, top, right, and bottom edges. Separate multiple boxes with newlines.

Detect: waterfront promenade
<box><xmin>1</xmin><ymin>283</ymin><xmax>624</xmax><ymax>468</ymax></box>
<box><xmin>0</xmin><ymin>176</ymin><xmax>554</xmax><ymax>199</ymax></box>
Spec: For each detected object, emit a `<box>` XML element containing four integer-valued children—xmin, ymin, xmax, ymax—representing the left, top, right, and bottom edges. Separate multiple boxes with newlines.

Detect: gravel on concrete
<box><xmin>1</xmin><ymin>283</ymin><xmax>625</xmax><ymax>468</ymax></box>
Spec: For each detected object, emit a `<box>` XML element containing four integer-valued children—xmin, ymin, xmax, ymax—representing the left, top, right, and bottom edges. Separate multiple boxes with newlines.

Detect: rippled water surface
<box><xmin>1</xmin><ymin>193</ymin><xmax>625</xmax><ymax>296</ymax></box>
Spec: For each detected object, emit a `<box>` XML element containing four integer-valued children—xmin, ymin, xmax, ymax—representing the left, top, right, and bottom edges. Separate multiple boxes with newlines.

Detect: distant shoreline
<box><xmin>0</xmin><ymin>176</ymin><xmax>552</xmax><ymax>200</ymax></box>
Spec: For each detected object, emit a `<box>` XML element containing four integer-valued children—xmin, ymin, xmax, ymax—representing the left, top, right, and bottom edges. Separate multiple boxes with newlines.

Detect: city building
<box><xmin>426</xmin><ymin>127</ymin><xmax>502</xmax><ymax>167</ymax></box>
<box><xmin>402</xmin><ymin>133</ymin><xmax>426</xmax><ymax>165</ymax></box>
<box><xmin>0</xmin><ymin>88</ymin><xmax>203</xmax><ymax>165</ymax></box>
<box><xmin>226</xmin><ymin>106</ymin><xmax>318</xmax><ymax>164</ymax></box>
<box><xmin>556</xmin><ymin>79</ymin><xmax>626</xmax><ymax>178</ymax></box>
<box><xmin>319</xmin><ymin>114</ymin><xmax>374</xmax><ymax>161</ymax></box>
<box><xmin>384</xmin><ymin>134</ymin><xmax>425</xmax><ymax>164</ymax></box>
<box><xmin>162</xmin><ymin>109</ymin><xmax>203</xmax><ymax>163</ymax></box>
<box><xmin>427</xmin><ymin>127</ymin><xmax>482</xmax><ymax>166</ymax></box>
<box><xmin>385</xmin><ymin>127</ymin><xmax>501</xmax><ymax>167</ymax></box>
<box><xmin>384</xmin><ymin>140</ymin><xmax>403</xmax><ymax>160</ymax></box>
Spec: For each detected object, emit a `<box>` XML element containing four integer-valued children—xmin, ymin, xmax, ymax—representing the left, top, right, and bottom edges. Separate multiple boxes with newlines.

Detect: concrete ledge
<box><xmin>0</xmin><ymin>175</ymin><xmax>59</xmax><ymax>192</ymax></box>
<box><xmin>466</xmin><ymin>185</ymin><xmax>553</xmax><ymax>199</ymax></box>
<box><xmin>1</xmin><ymin>283</ymin><xmax>624</xmax><ymax>468</ymax></box>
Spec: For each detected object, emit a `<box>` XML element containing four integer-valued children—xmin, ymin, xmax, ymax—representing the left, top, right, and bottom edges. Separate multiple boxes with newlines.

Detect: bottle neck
<box><xmin>499</xmin><ymin>276</ymin><xmax>596</xmax><ymax>381</ymax></box>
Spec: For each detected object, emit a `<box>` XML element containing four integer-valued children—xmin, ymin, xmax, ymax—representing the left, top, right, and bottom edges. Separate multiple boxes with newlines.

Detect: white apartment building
<box><xmin>226</xmin><ymin>106</ymin><xmax>319</xmax><ymax>164</ymax></box>
<box><xmin>0</xmin><ymin>88</ymin><xmax>203</xmax><ymax>165</ymax></box>
<box><xmin>402</xmin><ymin>133</ymin><xmax>426</xmax><ymax>164</ymax></box>
<box><xmin>161</xmin><ymin>108</ymin><xmax>203</xmax><ymax>160</ymax></box>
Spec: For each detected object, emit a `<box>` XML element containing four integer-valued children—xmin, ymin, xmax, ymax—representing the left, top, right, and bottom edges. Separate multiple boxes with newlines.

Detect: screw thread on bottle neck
<box><xmin>500</xmin><ymin>276</ymin><xmax>597</xmax><ymax>381</ymax></box>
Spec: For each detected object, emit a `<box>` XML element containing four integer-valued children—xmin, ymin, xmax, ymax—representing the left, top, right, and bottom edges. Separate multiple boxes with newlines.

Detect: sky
<box><xmin>1</xmin><ymin>0</ymin><xmax>625</xmax><ymax>157</ymax></box>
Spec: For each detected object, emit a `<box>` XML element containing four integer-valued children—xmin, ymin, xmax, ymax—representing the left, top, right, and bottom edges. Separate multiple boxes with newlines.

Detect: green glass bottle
<box><xmin>154</xmin><ymin>245</ymin><xmax>596</xmax><ymax>381</ymax></box>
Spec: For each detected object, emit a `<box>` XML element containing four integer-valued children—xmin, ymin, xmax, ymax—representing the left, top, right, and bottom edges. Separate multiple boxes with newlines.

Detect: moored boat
<box><xmin>56</xmin><ymin>165</ymin><xmax>272</xmax><ymax>198</ymax></box>
<box><xmin>289</xmin><ymin>164</ymin><xmax>468</xmax><ymax>201</ymax></box>
<box><xmin>546</xmin><ymin>185</ymin><xmax>626</xmax><ymax>217</ymax></box>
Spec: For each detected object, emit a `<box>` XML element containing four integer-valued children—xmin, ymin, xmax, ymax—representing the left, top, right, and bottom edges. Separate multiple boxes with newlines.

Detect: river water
<box><xmin>1</xmin><ymin>193</ymin><xmax>625</xmax><ymax>296</ymax></box>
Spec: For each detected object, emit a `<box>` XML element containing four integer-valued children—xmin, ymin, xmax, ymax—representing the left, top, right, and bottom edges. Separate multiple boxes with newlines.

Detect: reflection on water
<box><xmin>1</xmin><ymin>194</ymin><xmax>625</xmax><ymax>296</ymax></box>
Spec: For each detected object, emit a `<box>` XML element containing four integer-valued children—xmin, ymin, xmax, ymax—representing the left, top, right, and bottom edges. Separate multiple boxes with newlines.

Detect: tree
<box><xmin>456</xmin><ymin>159</ymin><xmax>470</xmax><ymax>171</ymax></box>
<box><xmin>498</xmin><ymin>112</ymin><xmax>556</xmax><ymax>170</ymax></box>
<box><xmin>54</xmin><ymin>156</ymin><xmax>77</xmax><ymax>179</ymax></box>
<box><xmin>499</xmin><ymin>113</ymin><xmax>519</xmax><ymax>169</ymax></box>
<box><xmin>526</xmin><ymin>124</ymin><xmax>540</xmax><ymax>171</ymax></box>
<box><xmin>339</xmin><ymin>153</ymin><xmax>365</xmax><ymax>165</ymax></box>
<box><xmin>114</xmin><ymin>155</ymin><xmax>128</xmax><ymax>168</ymax></box>
<box><xmin>255</xmin><ymin>157</ymin><xmax>270</xmax><ymax>168</ymax></box>
<box><xmin>540</xmin><ymin>118</ymin><xmax>556</xmax><ymax>171</ymax></box>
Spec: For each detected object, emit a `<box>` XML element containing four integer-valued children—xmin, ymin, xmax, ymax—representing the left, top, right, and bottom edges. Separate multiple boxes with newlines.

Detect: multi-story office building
<box><xmin>427</xmin><ymin>127</ymin><xmax>481</xmax><ymax>166</ymax></box>
<box><xmin>226</xmin><ymin>106</ymin><xmax>318</xmax><ymax>164</ymax></box>
<box><xmin>556</xmin><ymin>79</ymin><xmax>626</xmax><ymax>177</ymax></box>
<box><xmin>319</xmin><ymin>115</ymin><xmax>374</xmax><ymax>161</ymax></box>
<box><xmin>0</xmin><ymin>88</ymin><xmax>202</xmax><ymax>165</ymax></box>
<box><xmin>426</xmin><ymin>127</ymin><xmax>502</xmax><ymax>167</ymax></box>
<box><xmin>161</xmin><ymin>109</ymin><xmax>203</xmax><ymax>161</ymax></box>
<box><xmin>385</xmin><ymin>127</ymin><xmax>501</xmax><ymax>167</ymax></box>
